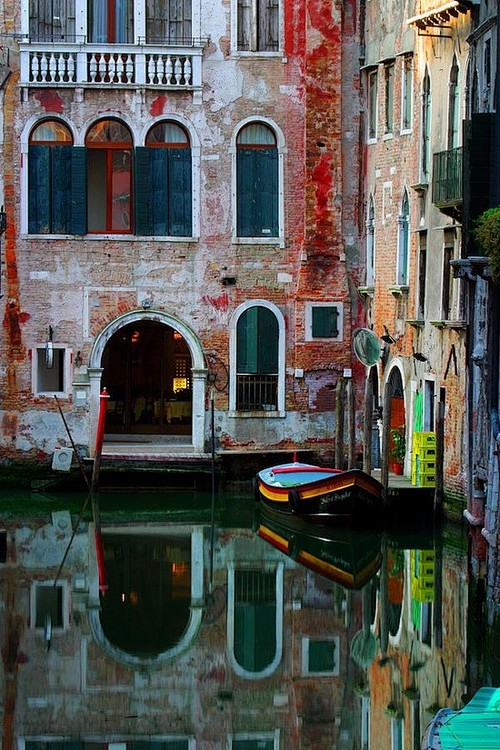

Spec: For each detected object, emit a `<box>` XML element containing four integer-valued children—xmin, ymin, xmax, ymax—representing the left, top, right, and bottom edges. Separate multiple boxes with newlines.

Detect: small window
<box><xmin>32</xmin><ymin>582</ymin><xmax>65</xmax><ymax>629</ymax></box>
<box><xmin>236</xmin><ymin>306</ymin><xmax>278</xmax><ymax>411</ymax></box>
<box><xmin>236</xmin><ymin>123</ymin><xmax>278</xmax><ymax>238</ymax></box>
<box><xmin>33</xmin><ymin>346</ymin><xmax>70</xmax><ymax>396</ymax></box>
<box><xmin>421</xmin><ymin>69</ymin><xmax>431</xmax><ymax>180</ymax></box>
<box><xmin>302</xmin><ymin>637</ymin><xmax>340</xmax><ymax>676</ymax></box>
<box><xmin>448</xmin><ymin>56</ymin><xmax>460</xmax><ymax>150</ymax></box>
<box><xmin>401</xmin><ymin>55</ymin><xmax>413</xmax><ymax>131</ymax></box>
<box><xmin>237</xmin><ymin>0</ymin><xmax>279</xmax><ymax>52</ymax></box>
<box><xmin>305</xmin><ymin>303</ymin><xmax>343</xmax><ymax>342</ymax></box>
<box><xmin>384</xmin><ymin>61</ymin><xmax>395</xmax><ymax>134</ymax></box>
<box><xmin>368</xmin><ymin>69</ymin><xmax>378</xmax><ymax>140</ymax></box>
<box><xmin>397</xmin><ymin>191</ymin><xmax>410</xmax><ymax>286</ymax></box>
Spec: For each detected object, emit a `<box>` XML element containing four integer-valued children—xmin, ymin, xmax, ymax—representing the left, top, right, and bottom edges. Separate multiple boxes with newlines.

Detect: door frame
<box><xmin>89</xmin><ymin>309</ymin><xmax>207</xmax><ymax>452</ymax></box>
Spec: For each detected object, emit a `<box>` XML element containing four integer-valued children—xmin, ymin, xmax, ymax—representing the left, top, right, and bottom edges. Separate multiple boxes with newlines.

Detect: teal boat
<box><xmin>422</xmin><ymin>687</ymin><xmax>500</xmax><ymax>749</ymax></box>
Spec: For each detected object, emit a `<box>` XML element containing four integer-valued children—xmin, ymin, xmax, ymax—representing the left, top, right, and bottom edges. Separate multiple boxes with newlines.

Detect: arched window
<box><xmin>366</xmin><ymin>195</ymin><xmax>375</xmax><ymax>287</ymax></box>
<box><xmin>236</xmin><ymin>123</ymin><xmax>278</xmax><ymax>237</ymax></box>
<box><xmin>397</xmin><ymin>191</ymin><xmax>410</xmax><ymax>286</ymax></box>
<box><xmin>236</xmin><ymin>305</ymin><xmax>278</xmax><ymax>411</ymax></box>
<box><xmin>421</xmin><ymin>68</ymin><xmax>431</xmax><ymax>180</ymax></box>
<box><xmin>28</xmin><ymin>120</ymin><xmax>74</xmax><ymax>234</ymax></box>
<box><xmin>134</xmin><ymin>121</ymin><xmax>192</xmax><ymax>237</ymax></box>
<box><xmin>88</xmin><ymin>0</ymin><xmax>134</xmax><ymax>43</ymax></box>
<box><xmin>85</xmin><ymin>119</ymin><xmax>133</xmax><ymax>233</ymax></box>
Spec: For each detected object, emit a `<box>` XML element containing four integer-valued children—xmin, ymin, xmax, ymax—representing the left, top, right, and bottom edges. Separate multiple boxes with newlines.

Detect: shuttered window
<box><xmin>29</xmin><ymin>0</ymin><xmax>76</xmax><ymax>42</ymax></box>
<box><xmin>28</xmin><ymin>120</ymin><xmax>74</xmax><ymax>235</ymax></box>
<box><xmin>234</xmin><ymin>570</ymin><xmax>276</xmax><ymax>672</ymax></box>
<box><xmin>146</xmin><ymin>0</ymin><xmax>192</xmax><ymax>44</ymax></box>
<box><xmin>135</xmin><ymin>122</ymin><xmax>192</xmax><ymax>237</ymax></box>
<box><xmin>237</xmin><ymin>307</ymin><xmax>278</xmax><ymax>374</ymax></box>
<box><xmin>237</xmin><ymin>0</ymin><xmax>279</xmax><ymax>51</ymax></box>
<box><xmin>237</xmin><ymin>123</ymin><xmax>278</xmax><ymax>237</ymax></box>
<box><xmin>311</xmin><ymin>306</ymin><xmax>339</xmax><ymax>338</ymax></box>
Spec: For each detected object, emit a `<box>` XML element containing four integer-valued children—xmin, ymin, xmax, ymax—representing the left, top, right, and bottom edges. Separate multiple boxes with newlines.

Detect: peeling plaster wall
<box><xmin>0</xmin><ymin>0</ymin><xmax>364</xmax><ymax>463</ymax></box>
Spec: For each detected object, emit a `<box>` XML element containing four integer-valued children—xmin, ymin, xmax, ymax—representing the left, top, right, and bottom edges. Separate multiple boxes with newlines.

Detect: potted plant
<box><xmin>474</xmin><ymin>206</ymin><xmax>500</xmax><ymax>281</ymax></box>
<box><xmin>389</xmin><ymin>426</ymin><xmax>406</xmax><ymax>474</ymax></box>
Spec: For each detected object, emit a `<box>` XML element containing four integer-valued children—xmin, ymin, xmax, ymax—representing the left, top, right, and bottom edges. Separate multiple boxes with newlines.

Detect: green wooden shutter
<box><xmin>308</xmin><ymin>640</ymin><xmax>336</xmax><ymax>672</ymax></box>
<box><xmin>257</xmin><ymin>306</ymin><xmax>278</xmax><ymax>373</ymax></box>
<box><xmin>237</xmin><ymin>307</ymin><xmax>259</xmax><ymax>372</ymax></box>
<box><xmin>150</xmin><ymin>148</ymin><xmax>168</xmax><ymax>234</ymax></box>
<box><xmin>70</xmin><ymin>147</ymin><xmax>87</xmax><ymax>235</ymax></box>
<box><xmin>134</xmin><ymin>147</ymin><xmax>153</xmax><ymax>235</ymax></box>
<box><xmin>312</xmin><ymin>306</ymin><xmax>339</xmax><ymax>338</ymax></box>
<box><xmin>168</xmin><ymin>147</ymin><xmax>192</xmax><ymax>236</ymax></box>
<box><xmin>28</xmin><ymin>145</ymin><xmax>51</xmax><ymax>233</ymax></box>
<box><xmin>237</xmin><ymin>148</ymin><xmax>278</xmax><ymax>236</ymax></box>
<box><xmin>51</xmin><ymin>146</ymin><xmax>72</xmax><ymax>233</ymax></box>
<box><xmin>234</xmin><ymin>603</ymin><xmax>276</xmax><ymax>671</ymax></box>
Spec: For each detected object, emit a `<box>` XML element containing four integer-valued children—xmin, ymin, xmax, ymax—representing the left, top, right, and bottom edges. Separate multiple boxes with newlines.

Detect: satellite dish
<box><xmin>353</xmin><ymin>328</ymin><xmax>381</xmax><ymax>366</ymax></box>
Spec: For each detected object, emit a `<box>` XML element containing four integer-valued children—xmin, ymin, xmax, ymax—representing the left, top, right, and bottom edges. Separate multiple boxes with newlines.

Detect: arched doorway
<box><xmin>102</xmin><ymin>320</ymin><xmax>193</xmax><ymax>436</ymax></box>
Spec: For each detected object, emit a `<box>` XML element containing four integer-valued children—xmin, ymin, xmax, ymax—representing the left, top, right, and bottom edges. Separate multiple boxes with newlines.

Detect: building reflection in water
<box><xmin>0</xmin><ymin>489</ymin><xmax>480</xmax><ymax>749</ymax></box>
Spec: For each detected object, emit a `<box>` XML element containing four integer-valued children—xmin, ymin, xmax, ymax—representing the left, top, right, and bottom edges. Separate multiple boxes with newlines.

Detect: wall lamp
<box><xmin>412</xmin><ymin>351</ymin><xmax>428</xmax><ymax>362</ymax></box>
<box><xmin>381</xmin><ymin>326</ymin><xmax>396</xmax><ymax>345</ymax></box>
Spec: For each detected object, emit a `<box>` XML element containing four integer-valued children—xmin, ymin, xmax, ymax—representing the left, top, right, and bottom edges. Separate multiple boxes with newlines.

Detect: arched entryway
<box><xmin>89</xmin><ymin>310</ymin><xmax>207</xmax><ymax>451</ymax></box>
<box><xmin>102</xmin><ymin>320</ymin><xmax>193</xmax><ymax>436</ymax></box>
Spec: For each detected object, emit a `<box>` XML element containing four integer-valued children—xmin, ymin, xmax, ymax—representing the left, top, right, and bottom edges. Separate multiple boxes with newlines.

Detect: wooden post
<box><xmin>363</xmin><ymin>370</ymin><xmax>374</xmax><ymax>475</ymax></box>
<box><xmin>381</xmin><ymin>383</ymin><xmax>391</xmax><ymax>495</ymax></box>
<box><xmin>346</xmin><ymin>375</ymin><xmax>356</xmax><ymax>469</ymax></box>
<box><xmin>91</xmin><ymin>387</ymin><xmax>109</xmax><ymax>594</ymax></box>
<box><xmin>335</xmin><ymin>377</ymin><xmax>345</xmax><ymax>468</ymax></box>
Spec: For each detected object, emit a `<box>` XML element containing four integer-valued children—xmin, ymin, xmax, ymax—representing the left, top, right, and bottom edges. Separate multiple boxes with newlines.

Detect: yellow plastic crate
<box><xmin>413</xmin><ymin>431</ymin><xmax>436</xmax><ymax>448</ymax></box>
<box><xmin>418</xmin><ymin>474</ymin><xmax>435</xmax><ymax>488</ymax></box>
<box><xmin>413</xmin><ymin>590</ymin><xmax>434</xmax><ymax>603</ymax></box>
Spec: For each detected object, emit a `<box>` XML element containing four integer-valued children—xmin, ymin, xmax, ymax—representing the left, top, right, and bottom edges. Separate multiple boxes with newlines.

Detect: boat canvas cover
<box><xmin>437</xmin><ymin>687</ymin><xmax>500</xmax><ymax>748</ymax></box>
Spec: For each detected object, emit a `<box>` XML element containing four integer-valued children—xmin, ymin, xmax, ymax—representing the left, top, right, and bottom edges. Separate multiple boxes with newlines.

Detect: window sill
<box><xmin>430</xmin><ymin>320</ymin><xmax>467</xmax><ymax>330</ymax></box>
<box><xmin>25</xmin><ymin>234</ymin><xmax>199</xmax><ymax>242</ymax></box>
<box><xmin>406</xmin><ymin>319</ymin><xmax>425</xmax><ymax>329</ymax></box>
<box><xmin>232</xmin><ymin>236</ymin><xmax>285</xmax><ymax>248</ymax></box>
<box><xmin>388</xmin><ymin>285</ymin><xmax>409</xmax><ymax>296</ymax></box>
<box><xmin>358</xmin><ymin>285</ymin><xmax>375</xmax><ymax>297</ymax></box>
<box><xmin>382</xmin><ymin>132</ymin><xmax>394</xmax><ymax>141</ymax></box>
<box><xmin>228</xmin><ymin>410</ymin><xmax>285</xmax><ymax>418</ymax></box>
<box><xmin>231</xmin><ymin>50</ymin><xmax>285</xmax><ymax>60</ymax></box>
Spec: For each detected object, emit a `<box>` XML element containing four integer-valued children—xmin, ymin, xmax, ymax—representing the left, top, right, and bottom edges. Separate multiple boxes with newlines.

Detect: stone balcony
<box><xmin>19</xmin><ymin>41</ymin><xmax>204</xmax><ymax>90</ymax></box>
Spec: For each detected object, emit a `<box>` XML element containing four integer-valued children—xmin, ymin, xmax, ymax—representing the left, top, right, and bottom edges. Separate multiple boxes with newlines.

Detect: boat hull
<box><xmin>255</xmin><ymin>463</ymin><xmax>384</xmax><ymax>524</ymax></box>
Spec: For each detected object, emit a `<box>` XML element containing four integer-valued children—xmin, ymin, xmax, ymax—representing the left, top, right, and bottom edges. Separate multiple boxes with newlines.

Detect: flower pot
<box><xmin>390</xmin><ymin>461</ymin><xmax>404</xmax><ymax>475</ymax></box>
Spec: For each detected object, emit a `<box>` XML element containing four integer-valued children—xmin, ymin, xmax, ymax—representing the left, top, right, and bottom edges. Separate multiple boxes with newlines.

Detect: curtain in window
<box><xmin>88</xmin><ymin>0</ymin><xmax>133</xmax><ymax>43</ymax></box>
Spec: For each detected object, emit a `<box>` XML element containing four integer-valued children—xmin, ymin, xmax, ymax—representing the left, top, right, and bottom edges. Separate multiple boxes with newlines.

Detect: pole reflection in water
<box><xmin>0</xmin><ymin>487</ymin><xmax>495</xmax><ymax>750</ymax></box>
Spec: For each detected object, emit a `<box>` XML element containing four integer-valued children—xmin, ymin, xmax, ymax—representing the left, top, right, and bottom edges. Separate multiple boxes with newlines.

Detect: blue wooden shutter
<box><xmin>28</xmin><ymin>146</ymin><xmax>51</xmax><ymax>233</ymax></box>
<box><xmin>70</xmin><ymin>147</ymin><xmax>87</xmax><ymax>235</ymax></box>
<box><xmin>51</xmin><ymin>146</ymin><xmax>72</xmax><ymax>233</ymax></box>
<box><xmin>134</xmin><ymin>147</ymin><xmax>153</xmax><ymax>235</ymax></box>
<box><xmin>150</xmin><ymin>148</ymin><xmax>168</xmax><ymax>234</ymax></box>
<box><xmin>168</xmin><ymin>147</ymin><xmax>192</xmax><ymax>236</ymax></box>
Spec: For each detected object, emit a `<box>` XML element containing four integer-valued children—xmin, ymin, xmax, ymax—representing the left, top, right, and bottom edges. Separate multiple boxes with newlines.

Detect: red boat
<box><xmin>254</xmin><ymin>460</ymin><xmax>384</xmax><ymax>524</ymax></box>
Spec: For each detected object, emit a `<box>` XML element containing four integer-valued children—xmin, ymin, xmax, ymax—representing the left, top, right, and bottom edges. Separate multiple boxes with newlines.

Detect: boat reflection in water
<box><xmin>255</xmin><ymin>504</ymin><xmax>383</xmax><ymax>590</ymax></box>
<box><xmin>0</xmin><ymin>487</ymin><xmax>495</xmax><ymax>750</ymax></box>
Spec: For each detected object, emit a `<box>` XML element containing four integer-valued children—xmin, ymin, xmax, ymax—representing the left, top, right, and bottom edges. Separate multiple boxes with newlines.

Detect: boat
<box><xmin>255</xmin><ymin>506</ymin><xmax>382</xmax><ymax>589</ymax></box>
<box><xmin>421</xmin><ymin>687</ymin><xmax>500</xmax><ymax>749</ymax></box>
<box><xmin>254</xmin><ymin>459</ymin><xmax>384</xmax><ymax>524</ymax></box>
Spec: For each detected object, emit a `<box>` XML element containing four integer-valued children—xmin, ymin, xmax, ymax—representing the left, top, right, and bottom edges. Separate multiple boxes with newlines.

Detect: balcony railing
<box><xmin>432</xmin><ymin>147</ymin><xmax>463</xmax><ymax>209</ymax></box>
<box><xmin>236</xmin><ymin>374</ymin><xmax>278</xmax><ymax>412</ymax></box>
<box><xmin>19</xmin><ymin>42</ymin><xmax>203</xmax><ymax>89</ymax></box>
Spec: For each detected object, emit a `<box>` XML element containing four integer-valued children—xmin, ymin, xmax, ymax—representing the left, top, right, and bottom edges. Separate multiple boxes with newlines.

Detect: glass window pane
<box><xmin>30</xmin><ymin>121</ymin><xmax>73</xmax><ymax>143</ymax></box>
<box><xmin>146</xmin><ymin>122</ymin><xmax>189</xmax><ymax>145</ymax></box>
<box><xmin>237</xmin><ymin>123</ymin><xmax>276</xmax><ymax>146</ymax></box>
<box><xmin>112</xmin><ymin>150</ymin><xmax>132</xmax><ymax>230</ymax></box>
<box><xmin>86</xmin><ymin>120</ymin><xmax>132</xmax><ymax>144</ymax></box>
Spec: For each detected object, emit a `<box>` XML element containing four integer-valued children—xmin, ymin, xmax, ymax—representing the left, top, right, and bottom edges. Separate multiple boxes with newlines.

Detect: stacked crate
<box><xmin>411</xmin><ymin>432</ymin><xmax>436</xmax><ymax>487</ymax></box>
<box><xmin>410</xmin><ymin>549</ymin><xmax>435</xmax><ymax>603</ymax></box>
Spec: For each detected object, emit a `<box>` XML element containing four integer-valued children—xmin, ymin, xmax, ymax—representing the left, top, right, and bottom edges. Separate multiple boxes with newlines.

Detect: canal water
<box><xmin>0</xmin><ymin>485</ymin><xmax>498</xmax><ymax>749</ymax></box>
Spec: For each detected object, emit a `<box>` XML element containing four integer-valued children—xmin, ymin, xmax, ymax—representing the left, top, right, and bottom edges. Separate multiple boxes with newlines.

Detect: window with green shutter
<box><xmin>311</xmin><ymin>305</ymin><xmax>339</xmax><ymax>338</ymax></box>
<box><xmin>28</xmin><ymin>120</ymin><xmax>74</xmax><ymax>235</ymax></box>
<box><xmin>236</xmin><ymin>306</ymin><xmax>279</xmax><ymax>411</ymax></box>
<box><xmin>237</xmin><ymin>123</ymin><xmax>278</xmax><ymax>237</ymax></box>
<box><xmin>234</xmin><ymin>569</ymin><xmax>276</xmax><ymax>672</ymax></box>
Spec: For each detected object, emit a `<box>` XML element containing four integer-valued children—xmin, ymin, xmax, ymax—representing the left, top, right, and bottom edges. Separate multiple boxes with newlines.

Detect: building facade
<box><xmin>0</xmin><ymin>0</ymin><xmax>362</xmax><ymax>465</ymax></box>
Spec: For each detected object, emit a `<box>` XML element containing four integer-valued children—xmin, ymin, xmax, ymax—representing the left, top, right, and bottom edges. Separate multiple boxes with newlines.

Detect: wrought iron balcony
<box><xmin>19</xmin><ymin>40</ymin><xmax>204</xmax><ymax>90</ymax></box>
<box><xmin>432</xmin><ymin>147</ymin><xmax>463</xmax><ymax>214</ymax></box>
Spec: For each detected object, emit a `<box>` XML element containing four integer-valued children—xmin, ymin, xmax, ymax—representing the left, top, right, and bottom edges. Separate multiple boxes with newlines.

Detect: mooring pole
<box><xmin>209</xmin><ymin>388</ymin><xmax>217</xmax><ymax>595</ymax></box>
<box><xmin>91</xmin><ymin>387</ymin><xmax>109</xmax><ymax>594</ymax></box>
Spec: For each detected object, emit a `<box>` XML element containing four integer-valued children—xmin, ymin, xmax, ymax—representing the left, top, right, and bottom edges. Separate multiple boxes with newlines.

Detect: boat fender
<box><xmin>252</xmin><ymin>477</ymin><xmax>261</xmax><ymax>503</ymax></box>
<box><xmin>288</xmin><ymin>488</ymin><xmax>301</xmax><ymax>514</ymax></box>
